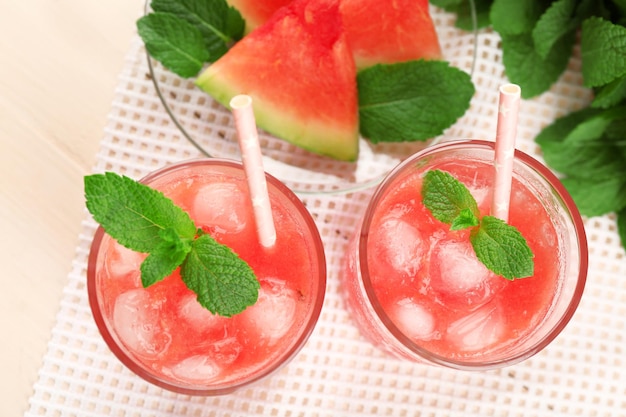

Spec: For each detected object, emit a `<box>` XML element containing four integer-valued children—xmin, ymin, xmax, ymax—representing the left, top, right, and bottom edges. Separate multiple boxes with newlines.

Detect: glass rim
<box><xmin>87</xmin><ymin>158</ymin><xmax>327</xmax><ymax>395</ymax></box>
<box><xmin>357</xmin><ymin>139</ymin><xmax>589</xmax><ymax>370</ymax></box>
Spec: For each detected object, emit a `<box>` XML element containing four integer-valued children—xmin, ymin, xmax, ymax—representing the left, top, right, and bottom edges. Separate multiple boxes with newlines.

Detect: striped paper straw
<box><xmin>491</xmin><ymin>84</ymin><xmax>521</xmax><ymax>222</ymax></box>
<box><xmin>230</xmin><ymin>94</ymin><xmax>277</xmax><ymax>248</ymax></box>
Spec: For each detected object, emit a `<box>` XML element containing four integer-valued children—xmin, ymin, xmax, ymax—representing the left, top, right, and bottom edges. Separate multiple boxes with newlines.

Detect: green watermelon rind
<box><xmin>196</xmin><ymin>70</ymin><xmax>360</xmax><ymax>162</ymax></box>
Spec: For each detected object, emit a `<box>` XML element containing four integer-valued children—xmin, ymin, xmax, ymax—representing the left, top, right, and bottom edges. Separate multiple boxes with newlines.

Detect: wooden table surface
<box><xmin>0</xmin><ymin>1</ymin><xmax>143</xmax><ymax>414</ymax></box>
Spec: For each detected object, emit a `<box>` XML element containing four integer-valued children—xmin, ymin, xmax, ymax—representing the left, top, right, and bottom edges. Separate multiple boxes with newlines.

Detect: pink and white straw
<box><xmin>230</xmin><ymin>94</ymin><xmax>277</xmax><ymax>248</ymax></box>
<box><xmin>491</xmin><ymin>83</ymin><xmax>521</xmax><ymax>222</ymax></box>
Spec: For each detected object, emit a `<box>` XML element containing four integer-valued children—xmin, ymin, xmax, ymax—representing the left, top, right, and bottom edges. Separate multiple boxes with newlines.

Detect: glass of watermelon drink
<box><xmin>87</xmin><ymin>159</ymin><xmax>326</xmax><ymax>395</ymax></box>
<box><xmin>342</xmin><ymin>140</ymin><xmax>588</xmax><ymax>370</ymax></box>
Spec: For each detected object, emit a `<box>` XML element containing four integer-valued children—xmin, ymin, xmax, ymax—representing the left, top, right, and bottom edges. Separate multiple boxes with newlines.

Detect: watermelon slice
<box><xmin>196</xmin><ymin>0</ymin><xmax>359</xmax><ymax>161</ymax></box>
<box><xmin>225</xmin><ymin>0</ymin><xmax>442</xmax><ymax>70</ymax></box>
<box><xmin>226</xmin><ymin>0</ymin><xmax>292</xmax><ymax>33</ymax></box>
<box><xmin>340</xmin><ymin>0</ymin><xmax>442</xmax><ymax>70</ymax></box>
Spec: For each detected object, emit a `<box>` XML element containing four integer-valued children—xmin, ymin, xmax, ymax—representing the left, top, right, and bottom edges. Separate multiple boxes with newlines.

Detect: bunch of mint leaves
<box><xmin>422</xmin><ymin>170</ymin><xmax>534</xmax><ymax>280</ymax></box>
<box><xmin>137</xmin><ymin>0</ymin><xmax>474</xmax><ymax>145</ymax></box>
<box><xmin>434</xmin><ymin>0</ymin><xmax>626</xmax><ymax>250</ymax></box>
<box><xmin>85</xmin><ymin>172</ymin><xmax>259</xmax><ymax>317</ymax></box>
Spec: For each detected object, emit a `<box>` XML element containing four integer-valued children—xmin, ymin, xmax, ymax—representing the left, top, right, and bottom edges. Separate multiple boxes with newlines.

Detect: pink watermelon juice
<box><xmin>343</xmin><ymin>141</ymin><xmax>587</xmax><ymax>369</ymax></box>
<box><xmin>87</xmin><ymin>159</ymin><xmax>326</xmax><ymax>394</ymax></box>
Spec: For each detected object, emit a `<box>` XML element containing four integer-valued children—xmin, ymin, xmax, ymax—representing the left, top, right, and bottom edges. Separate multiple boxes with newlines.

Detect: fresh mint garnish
<box><xmin>442</xmin><ymin>1</ymin><xmax>626</xmax><ymax>251</ymax></box>
<box><xmin>357</xmin><ymin>60</ymin><xmax>474</xmax><ymax>143</ymax></box>
<box><xmin>137</xmin><ymin>13</ymin><xmax>211</xmax><ymax>78</ymax></box>
<box><xmin>491</xmin><ymin>0</ymin><xmax>547</xmax><ymax>36</ymax></box>
<box><xmin>500</xmin><ymin>30</ymin><xmax>576</xmax><ymax>99</ymax></box>
<box><xmin>451</xmin><ymin>208</ymin><xmax>480</xmax><ymax>230</ymax></box>
<box><xmin>430</xmin><ymin>0</ymin><xmax>493</xmax><ymax>31</ymax></box>
<box><xmin>536</xmin><ymin>106</ymin><xmax>626</xmax><ymax>217</ymax></box>
<box><xmin>421</xmin><ymin>169</ymin><xmax>534</xmax><ymax>280</ymax></box>
<box><xmin>618</xmin><ymin>207</ymin><xmax>626</xmax><ymax>251</ymax></box>
<box><xmin>470</xmin><ymin>216</ymin><xmax>534</xmax><ymax>279</ymax></box>
<box><xmin>422</xmin><ymin>169</ymin><xmax>479</xmax><ymax>224</ymax></box>
<box><xmin>137</xmin><ymin>0</ymin><xmax>244</xmax><ymax>78</ymax></box>
<box><xmin>531</xmin><ymin>0</ymin><xmax>580</xmax><ymax>59</ymax></box>
<box><xmin>592</xmin><ymin>76</ymin><xmax>626</xmax><ymax>109</ymax></box>
<box><xmin>84</xmin><ymin>172</ymin><xmax>197</xmax><ymax>251</ymax></box>
<box><xmin>85</xmin><ymin>172</ymin><xmax>259</xmax><ymax>317</ymax></box>
<box><xmin>151</xmin><ymin>0</ymin><xmax>245</xmax><ymax>59</ymax></box>
<box><xmin>581</xmin><ymin>17</ymin><xmax>626</xmax><ymax>88</ymax></box>
<box><xmin>182</xmin><ymin>234</ymin><xmax>260</xmax><ymax>317</ymax></box>
<box><xmin>140</xmin><ymin>227</ymin><xmax>193</xmax><ymax>287</ymax></box>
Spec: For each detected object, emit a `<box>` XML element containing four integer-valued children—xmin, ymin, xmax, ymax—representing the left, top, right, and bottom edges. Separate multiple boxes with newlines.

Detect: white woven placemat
<box><xmin>26</xmin><ymin>9</ymin><xmax>626</xmax><ymax>417</ymax></box>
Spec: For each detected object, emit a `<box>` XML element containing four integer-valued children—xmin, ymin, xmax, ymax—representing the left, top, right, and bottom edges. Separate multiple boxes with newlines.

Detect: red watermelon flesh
<box><xmin>340</xmin><ymin>0</ymin><xmax>442</xmax><ymax>70</ymax></box>
<box><xmin>226</xmin><ymin>0</ymin><xmax>442</xmax><ymax>70</ymax></box>
<box><xmin>226</xmin><ymin>0</ymin><xmax>292</xmax><ymax>33</ymax></box>
<box><xmin>196</xmin><ymin>0</ymin><xmax>359</xmax><ymax>161</ymax></box>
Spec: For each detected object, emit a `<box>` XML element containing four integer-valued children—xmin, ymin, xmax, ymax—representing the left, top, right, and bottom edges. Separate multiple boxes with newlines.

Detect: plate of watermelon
<box><xmin>140</xmin><ymin>0</ymin><xmax>478</xmax><ymax>194</ymax></box>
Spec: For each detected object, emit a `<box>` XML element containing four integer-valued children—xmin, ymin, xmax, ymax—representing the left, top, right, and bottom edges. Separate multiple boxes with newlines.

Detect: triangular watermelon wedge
<box><xmin>196</xmin><ymin>0</ymin><xmax>359</xmax><ymax>161</ymax></box>
<box><xmin>340</xmin><ymin>0</ymin><xmax>442</xmax><ymax>70</ymax></box>
<box><xmin>226</xmin><ymin>0</ymin><xmax>292</xmax><ymax>34</ymax></box>
<box><xmin>224</xmin><ymin>0</ymin><xmax>442</xmax><ymax>71</ymax></box>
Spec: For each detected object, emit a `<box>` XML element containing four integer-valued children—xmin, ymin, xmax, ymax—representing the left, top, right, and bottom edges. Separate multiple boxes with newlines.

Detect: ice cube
<box><xmin>170</xmin><ymin>355</ymin><xmax>221</xmax><ymax>383</ymax></box>
<box><xmin>390</xmin><ymin>298</ymin><xmax>437</xmax><ymax>341</ymax></box>
<box><xmin>104</xmin><ymin>240</ymin><xmax>145</xmax><ymax>282</ymax></box>
<box><xmin>178</xmin><ymin>293</ymin><xmax>227</xmax><ymax>333</ymax></box>
<box><xmin>466</xmin><ymin>184</ymin><xmax>490</xmax><ymax>212</ymax></box>
<box><xmin>430</xmin><ymin>239</ymin><xmax>505</xmax><ymax>308</ymax></box>
<box><xmin>373</xmin><ymin>212</ymin><xmax>426</xmax><ymax>277</ymax></box>
<box><xmin>446</xmin><ymin>302</ymin><xmax>504</xmax><ymax>351</ymax></box>
<box><xmin>113</xmin><ymin>289</ymin><xmax>171</xmax><ymax>359</ymax></box>
<box><xmin>166</xmin><ymin>336</ymin><xmax>242</xmax><ymax>384</ymax></box>
<box><xmin>192</xmin><ymin>182</ymin><xmax>248</xmax><ymax>233</ymax></box>
<box><xmin>209</xmin><ymin>336</ymin><xmax>243</xmax><ymax>365</ymax></box>
<box><xmin>240</xmin><ymin>278</ymin><xmax>297</xmax><ymax>343</ymax></box>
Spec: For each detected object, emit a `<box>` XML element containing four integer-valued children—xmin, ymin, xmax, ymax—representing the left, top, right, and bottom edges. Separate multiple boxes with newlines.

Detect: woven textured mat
<box><xmin>26</xmin><ymin>7</ymin><xmax>626</xmax><ymax>417</ymax></box>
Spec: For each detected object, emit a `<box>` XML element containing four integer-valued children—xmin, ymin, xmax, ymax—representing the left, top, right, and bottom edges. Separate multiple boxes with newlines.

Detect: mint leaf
<box><xmin>429</xmin><ymin>0</ymin><xmax>465</xmax><ymax>8</ymax></box>
<box><xmin>501</xmin><ymin>30</ymin><xmax>576</xmax><ymax>98</ymax></box>
<box><xmin>490</xmin><ymin>0</ymin><xmax>547</xmax><ymax>36</ymax></box>
<box><xmin>541</xmin><ymin>137</ymin><xmax>626</xmax><ymax>181</ymax></box>
<box><xmin>422</xmin><ymin>170</ymin><xmax>480</xmax><ymax>224</ymax></box>
<box><xmin>451</xmin><ymin>208</ymin><xmax>480</xmax><ymax>230</ymax></box>
<box><xmin>581</xmin><ymin>17</ymin><xmax>626</xmax><ymax>87</ymax></box>
<box><xmin>430</xmin><ymin>0</ymin><xmax>493</xmax><ymax>30</ymax></box>
<box><xmin>470</xmin><ymin>216</ymin><xmax>534</xmax><ymax>280</ymax></box>
<box><xmin>181</xmin><ymin>234</ymin><xmax>259</xmax><ymax>317</ymax></box>
<box><xmin>84</xmin><ymin>172</ymin><xmax>197</xmax><ymax>253</ymax></box>
<box><xmin>150</xmin><ymin>0</ymin><xmax>244</xmax><ymax>61</ymax></box>
<box><xmin>537</xmin><ymin>108</ymin><xmax>626</xmax><ymax>179</ymax></box>
<box><xmin>562</xmin><ymin>176</ymin><xmax>626</xmax><ymax>217</ymax></box>
<box><xmin>535</xmin><ymin>106</ymin><xmax>626</xmax><ymax>218</ymax></box>
<box><xmin>357</xmin><ymin>61</ymin><xmax>474</xmax><ymax>143</ymax></box>
<box><xmin>137</xmin><ymin>13</ymin><xmax>209</xmax><ymax>78</ymax></box>
<box><xmin>618</xmin><ymin>207</ymin><xmax>626</xmax><ymax>250</ymax></box>
<box><xmin>535</xmin><ymin>107</ymin><xmax>602</xmax><ymax>148</ymax></box>
<box><xmin>532</xmin><ymin>0</ymin><xmax>579</xmax><ymax>59</ymax></box>
<box><xmin>140</xmin><ymin>228</ymin><xmax>193</xmax><ymax>287</ymax></box>
<box><xmin>592</xmin><ymin>75</ymin><xmax>626</xmax><ymax>108</ymax></box>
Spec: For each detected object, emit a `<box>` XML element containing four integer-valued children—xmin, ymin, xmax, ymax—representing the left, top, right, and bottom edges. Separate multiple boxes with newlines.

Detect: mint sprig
<box><xmin>137</xmin><ymin>0</ymin><xmax>244</xmax><ymax>77</ymax></box>
<box><xmin>421</xmin><ymin>170</ymin><xmax>534</xmax><ymax>280</ymax></box>
<box><xmin>85</xmin><ymin>172</ymin><xmax>259</xmax><ymax>317</ymax></box>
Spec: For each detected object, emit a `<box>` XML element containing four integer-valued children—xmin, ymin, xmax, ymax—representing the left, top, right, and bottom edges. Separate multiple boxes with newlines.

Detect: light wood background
<box><xmin>0</xmin><ymin>1</ymin><xmax>143</xmax><ymax>414</ymax></box>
